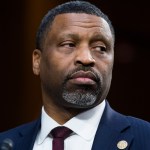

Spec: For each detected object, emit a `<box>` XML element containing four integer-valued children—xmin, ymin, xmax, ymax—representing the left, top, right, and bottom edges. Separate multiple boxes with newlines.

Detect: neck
<box><xmin>43</xmin><ymin>99</ymin><xmax>85</xmax><ymax>125</ymax></box>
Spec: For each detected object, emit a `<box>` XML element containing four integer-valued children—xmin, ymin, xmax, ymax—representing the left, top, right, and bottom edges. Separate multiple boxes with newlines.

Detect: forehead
<box><xmin>54</xmin><ymin>13</ymin><xmax>104</xmax><ymax>26</ymax></box>
<box><xmin>46</xmin><ymin>13</ymin><xmax>113</xmax><ymax>43</ymax></box>
<box><xmin>54</xmin><ymin>13</ymin><xmax>110</xmax><ymax>29</ymax></box>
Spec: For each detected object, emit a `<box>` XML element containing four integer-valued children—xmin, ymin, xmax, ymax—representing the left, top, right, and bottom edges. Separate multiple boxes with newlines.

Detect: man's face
<box><xmin>33</xmin><ymin>13</ymin><xmax>114</xmax><ymax>109</ymax></box>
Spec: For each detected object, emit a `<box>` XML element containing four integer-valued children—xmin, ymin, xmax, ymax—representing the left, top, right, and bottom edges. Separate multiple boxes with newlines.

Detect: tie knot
<box><xmin>51</xmin><ymin>126</ymin><xmax>72</xmax><ymax>140</ymax></box>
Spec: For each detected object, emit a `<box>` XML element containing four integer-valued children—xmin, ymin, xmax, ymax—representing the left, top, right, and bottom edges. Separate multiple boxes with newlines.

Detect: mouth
<box><xmin>68</xmin><ymin>70</ymin><xmax>98</xmax><ymax>85</ymax></box>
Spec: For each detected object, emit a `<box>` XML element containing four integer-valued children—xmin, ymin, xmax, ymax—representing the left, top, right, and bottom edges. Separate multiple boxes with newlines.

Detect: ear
<box><xmin>32</xmin><ymin>49</ymin><xmax>41</xmax><ymax>75</ymax></box>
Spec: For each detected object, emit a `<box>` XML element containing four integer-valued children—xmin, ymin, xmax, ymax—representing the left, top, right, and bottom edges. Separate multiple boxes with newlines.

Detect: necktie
<box><xmin>50</xmin><ymin>126</ymin><xmax>72</xmax><ymax>150</ymax></box>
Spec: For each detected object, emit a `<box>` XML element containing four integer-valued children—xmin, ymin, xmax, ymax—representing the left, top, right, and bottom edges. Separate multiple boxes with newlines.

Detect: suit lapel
<box><xmin>11</xmin><ymin>102</ymin><xmax>134</xmax><ymax>150</ymax></box>
<box><xmin>14</xmin><ymin>118</ymin><xmax>41</xmax><ymax>150</ymax></box>
<box><xmin>92</xmin><ymin>102</ymin><xmax>134</xmax><ymax>150</ymax></box>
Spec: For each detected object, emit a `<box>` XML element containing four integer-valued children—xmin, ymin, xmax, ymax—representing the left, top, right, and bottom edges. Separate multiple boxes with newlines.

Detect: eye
<box><xmin>60</xmin><ymin>42</ymin><xmax>75</xmax><ymax>48</ymax></box>
<box><xmin>93</xmin><ymin>46</ymin><xmax>106</xmax><ymax>53</ymax></box>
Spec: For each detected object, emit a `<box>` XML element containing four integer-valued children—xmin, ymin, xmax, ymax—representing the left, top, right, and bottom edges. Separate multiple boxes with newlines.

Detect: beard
<box><xmin>41</xmin><ymin>65</ymin><xmax>103</xmax><ymax>109</ymax></box>
<box><xmin>62</xmin><ymin>87</ymin><xmax>100</xmax><ymax>108</ymax></box>
<box><xmin>62</xmin><ymin>66</ymin><xmax>102</xmax><ymax>108</ymax></box>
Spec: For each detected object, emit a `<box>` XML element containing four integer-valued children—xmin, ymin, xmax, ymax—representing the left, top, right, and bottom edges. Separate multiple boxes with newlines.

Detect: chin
<box><xmin>61</xmin><ymin>95</ymin><xmax>103</xmax><ymax>110</ymax></box>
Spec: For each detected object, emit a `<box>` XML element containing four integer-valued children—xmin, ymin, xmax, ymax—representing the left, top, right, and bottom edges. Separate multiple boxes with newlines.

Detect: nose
<box><xmin>74</xmin><ymin>47</ymin><xmax>95</xmax><ymax>67</ymax></box>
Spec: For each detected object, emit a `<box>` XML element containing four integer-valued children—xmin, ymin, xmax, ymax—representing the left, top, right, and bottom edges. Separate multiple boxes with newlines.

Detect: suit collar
<box><xmin>13</xmin><ymin>101</ymin><xmax>133</xmax><ymax>150</ymax></box>
<box><xmin>15</xmin><ymin>118</ymin><xmax>41</xmax><ymax>150</ymax></box>
<box><xmin>92</xmin><ymin>101</ymin><xmax>133</xmax><ymax>150</ymax></box>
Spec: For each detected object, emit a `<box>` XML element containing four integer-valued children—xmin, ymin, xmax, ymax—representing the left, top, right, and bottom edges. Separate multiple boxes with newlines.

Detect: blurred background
<box><xmin>0</xmin><ymin>0</ymin><xmax>150</xmax><ymax>131</ymax></box>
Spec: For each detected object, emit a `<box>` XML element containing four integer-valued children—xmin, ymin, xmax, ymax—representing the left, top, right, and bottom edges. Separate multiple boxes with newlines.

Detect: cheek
<box><xmin>42</xmin><ymin>53</ymin><xmax>74</xmax><ymax>83</ymax></box>
<box><xmin>96</xmin><ymin>58</ymin><xmax>113</xmax><ymax>85</ymax></box>
<box><xmin>51</xmin><ymin>50</ymin><xmax>75</xmax><ymax>70</ymax></box>
<box><xmin>97</xmin><ymin>58</ymin><xmax>113</xmax><ymax>74</ymax></box>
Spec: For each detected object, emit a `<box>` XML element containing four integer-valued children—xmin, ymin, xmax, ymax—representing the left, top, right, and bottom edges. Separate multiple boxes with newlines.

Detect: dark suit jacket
<box><xmin>0</xmin><ymin>102</ymin><xmax>150</xmax><ymax>150</ymax></box>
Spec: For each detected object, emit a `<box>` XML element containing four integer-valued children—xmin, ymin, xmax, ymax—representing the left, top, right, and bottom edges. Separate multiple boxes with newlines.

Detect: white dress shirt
<box><xmin>33</xmin><ymin>100</ymin><xmax>105</xmax><ymax>150</ymax></box>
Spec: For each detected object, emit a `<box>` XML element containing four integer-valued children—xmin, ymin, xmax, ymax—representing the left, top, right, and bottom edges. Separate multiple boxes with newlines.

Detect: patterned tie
<box><xmin>50</xmin><ymin>126</ymin><xmax>72</xmax><ymax>150</ymax></box>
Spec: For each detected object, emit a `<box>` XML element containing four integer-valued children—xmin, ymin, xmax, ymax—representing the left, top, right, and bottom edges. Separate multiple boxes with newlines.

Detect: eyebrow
<box><xmin>90</xmin><ymin>33</ymin><xmax>107</xmax><ymax>42</ymax></box>
<box><xmin>58</xmin><ymin>32</ymin><xmax>112</xmax><ymax>46</ymax></box>
<box><xmin>58</xmin><ymin>33</ymin><xmax>80</xmax><ymax>42</ymax></box>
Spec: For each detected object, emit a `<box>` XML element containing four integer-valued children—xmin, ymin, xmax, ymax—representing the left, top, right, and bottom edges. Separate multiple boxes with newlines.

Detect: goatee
<box><xmin>62</xmin><ymin>66</ymin><xmax>102</xmax><ymax>108</ymax></box>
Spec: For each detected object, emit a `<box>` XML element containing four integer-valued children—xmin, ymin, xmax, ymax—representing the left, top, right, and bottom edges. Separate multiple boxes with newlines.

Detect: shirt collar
<box><xmin>37</xmin><ymin>100</ymin><xmax>106</xmax><ymax>144</ymax></box>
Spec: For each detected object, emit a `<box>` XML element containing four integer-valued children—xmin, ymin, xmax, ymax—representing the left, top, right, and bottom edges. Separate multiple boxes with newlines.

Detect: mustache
<box><xmin>64</xmin><ymin>66</ymin><xmax>101</xmax><ymax>83</ymax></box>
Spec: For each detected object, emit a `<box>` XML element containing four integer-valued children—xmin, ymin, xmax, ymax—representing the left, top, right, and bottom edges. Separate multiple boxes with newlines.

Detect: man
<box><xmin>0</xmin><ymin>1</ymin><xmax>150</xmax><ymax>150</ymax></box>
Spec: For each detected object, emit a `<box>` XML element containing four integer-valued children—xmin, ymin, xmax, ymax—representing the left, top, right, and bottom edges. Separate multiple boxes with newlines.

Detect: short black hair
<box><xmin>36</xmin><ymin>0</ymin><xmax>115</xmax><ymax>50</ymax></box>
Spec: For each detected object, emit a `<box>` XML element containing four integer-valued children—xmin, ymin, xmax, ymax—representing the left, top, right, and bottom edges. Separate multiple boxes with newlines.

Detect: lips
<box><xmin>69</xmin><ymin>70</ymin><xmax>97</xmax><ymax>85</ymax></box>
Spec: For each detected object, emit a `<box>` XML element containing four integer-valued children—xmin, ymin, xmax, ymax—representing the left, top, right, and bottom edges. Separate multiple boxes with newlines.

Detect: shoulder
<box><xmin>106</xmin><ymin>101</ymin><xmax>150</xmax><ymax>131</ymax></box>
<box><xmin>114</xmin><ymin>109</ymin><xmax>150</xmax><ymax>134</ymax></box>
<box><xmin>104</xmin><ymin>101</ymin><xmax>150</xmax><ymax>140</ymax></box>
<box><xmin>126</xmin><ymin>115</ymin><xmax>150</xmax><ymax>133</ymax></box>
<box><xmin>0</xmin><ymin>119</ymin><xmax>40</xmax><ymax>141</ymax></box>
<box><xmin>123</xmin><ymin>115</ymin><xmax>150</xmax><ymax>149</ymax></box>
